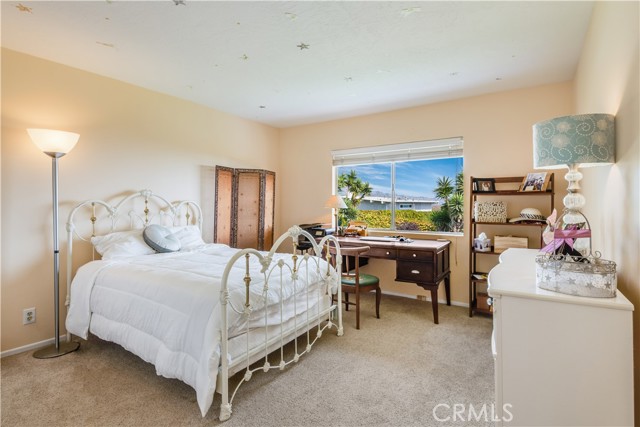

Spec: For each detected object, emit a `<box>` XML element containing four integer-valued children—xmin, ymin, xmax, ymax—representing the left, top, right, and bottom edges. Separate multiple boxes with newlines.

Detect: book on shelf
<box><xmin>472</xmin><ymin>273</ymin><xmax>488</xmax><ymax>280</ymax></box>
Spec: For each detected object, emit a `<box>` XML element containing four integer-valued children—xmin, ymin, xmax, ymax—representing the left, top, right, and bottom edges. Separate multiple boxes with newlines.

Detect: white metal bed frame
<box><xmin>65</xmin><ymin>189</ymin><xmax>343</xmax><ymax>421</ymax></box>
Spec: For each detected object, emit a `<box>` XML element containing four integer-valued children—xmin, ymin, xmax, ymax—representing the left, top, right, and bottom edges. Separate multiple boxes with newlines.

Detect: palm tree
<box><xmin>430</xmin><ymin>173</ymin><xmax>464</xmax><ymax>232</ymax></box>
<box><xmin>448</xmin><ymin>193</ymin><xmax>464</xmax><ymax>232</ymax></box>
<box><xmin>337</xmin><ymin>170</ymin><xmax>373</xmax><ymax>224</ymax></box>
<box><xmin>338</xmin><ymin>170</ymin><xmax>373</xmax><ymax>207</ymax></box>
<box><xmin>434</xmin><ymin>176</ymin><xmax>454</xmax><ymax>202</ymax></box>
<box><xmin>455</xmin><ymin>171</ymin><xmax>464</xmax><ymax>195</ymax></box>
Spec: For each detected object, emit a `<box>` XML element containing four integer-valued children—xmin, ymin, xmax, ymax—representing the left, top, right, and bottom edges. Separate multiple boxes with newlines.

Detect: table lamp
<box><xmin>28</xmin><ymin>128</ymin><xmax>82</xmax><ymax>358</ymax></box>
<box><xmin>324</xmin><ymin>195</ymin><xmax>347</xmax><ymax>234</ymax></box>
<box><xmin>532</xmin><ymin>114</ymin><xmax>618</xmax><ymax>298</ymax></box>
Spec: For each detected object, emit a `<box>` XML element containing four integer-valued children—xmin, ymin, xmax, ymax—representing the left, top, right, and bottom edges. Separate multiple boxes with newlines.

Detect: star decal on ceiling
<box><xmin>240</xmin><ymin>54</ymin><xmax>249</xmax><ymax>60</ymax></box>
<box><xmin>400</xmin><ymin>7</ymin><xmax>421</xmax><ymax>17</ymax></box>
<box><xmin>16</xmin><ymin>3</ymin><xmax>32</xmax><ymax>13</ymax></box>
<box><xmin>297</xmin><ymin>43</ymin><xmax>310</xmax><ymax>50</ymax></box>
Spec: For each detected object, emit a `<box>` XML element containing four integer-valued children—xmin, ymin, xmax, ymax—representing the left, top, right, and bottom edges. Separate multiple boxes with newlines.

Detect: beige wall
<box><xmin>573</xmin><ymin>1</ymin><xmax>640</xmax><ymax>418</ymax></box>
<box><xmin>1</xmin><ymin>49</ymin><xmax>281</xmax><ymax>352</ymax></box>
<box><xmin>278</xmin><ymin>83</ymin><xmax>573</xmax><ymax>305</ymax></box>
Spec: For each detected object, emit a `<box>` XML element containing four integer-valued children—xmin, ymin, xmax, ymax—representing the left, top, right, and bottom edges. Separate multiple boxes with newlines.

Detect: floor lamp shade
<box><xmin>28</xmin><ymin>128</ymin><xmax>81</xmax><ymax>358</ymax></box>
<box><xmin>27</xmin><ymin>128</ymin><xmax>79</xmax><ymax>156</ymax></box>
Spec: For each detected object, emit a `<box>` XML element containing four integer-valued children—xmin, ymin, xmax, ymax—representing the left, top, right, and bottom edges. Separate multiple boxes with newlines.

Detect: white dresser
<box><xmin>488</xmin><ymin>249</ymin><xmax>634</xmax><ymax>426</ymax></box>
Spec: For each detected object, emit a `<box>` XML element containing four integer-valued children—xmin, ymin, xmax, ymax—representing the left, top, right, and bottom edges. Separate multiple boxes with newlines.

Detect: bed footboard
<box><xmin>218</xmin><ymin>226</ymin><xmax>342</xmax><ymax>421</ymax></box>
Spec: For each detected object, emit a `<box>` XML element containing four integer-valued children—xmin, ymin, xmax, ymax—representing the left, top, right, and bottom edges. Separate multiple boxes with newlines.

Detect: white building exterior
<box><xmin>358</xmin><ymin>196</ymin><xmax>439</xmax><ymax>211</ymax></box>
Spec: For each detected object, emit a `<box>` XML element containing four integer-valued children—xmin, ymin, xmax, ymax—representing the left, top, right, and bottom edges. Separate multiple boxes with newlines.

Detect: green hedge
<box><xmin>355</xmin><ymin>210</ymin><xmax>436</xmax><ymax>232</ymax></box>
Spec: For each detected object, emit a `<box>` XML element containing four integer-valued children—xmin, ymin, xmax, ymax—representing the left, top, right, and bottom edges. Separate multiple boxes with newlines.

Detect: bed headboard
<box><xmin>65</xmin><ymin>189</ymin><xmax>202</xmax><ymax>307</ymax></box>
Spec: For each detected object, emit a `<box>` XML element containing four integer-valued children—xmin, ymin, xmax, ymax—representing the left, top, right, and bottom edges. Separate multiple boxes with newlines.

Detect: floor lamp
<box><xmin>28</xmin><ymin>129</ymin><xmax>82</xmax><ymax>358</ymax></box>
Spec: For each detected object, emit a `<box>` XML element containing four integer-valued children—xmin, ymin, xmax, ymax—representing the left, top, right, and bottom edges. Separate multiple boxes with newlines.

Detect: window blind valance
<box><xmin>331</xmin><ymin>137</ymin><xmax>463</xmax><ymax>166</ymax></box>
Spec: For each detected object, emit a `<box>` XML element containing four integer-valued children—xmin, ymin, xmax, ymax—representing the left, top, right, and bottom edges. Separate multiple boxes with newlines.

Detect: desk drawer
<box><xmin>396</xmin><ymin>260</ymin><xmax>434</xmax><ymax>283</ymax></box>
<box><xmin>364</xmin><ymin>247</ymin><xmax>396</xmax><ymax>259</ymax></box>
<box><xmin>397</xmin><ymin>248</ymin><xmax>434</xmax><ymax>263</ymax></box>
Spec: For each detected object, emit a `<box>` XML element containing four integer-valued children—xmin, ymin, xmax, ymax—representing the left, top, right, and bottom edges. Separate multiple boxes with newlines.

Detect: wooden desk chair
<box><xmin>329</xmin><ymin>245</ymin><xmax>381</xmax><ymax>329</ymax></box>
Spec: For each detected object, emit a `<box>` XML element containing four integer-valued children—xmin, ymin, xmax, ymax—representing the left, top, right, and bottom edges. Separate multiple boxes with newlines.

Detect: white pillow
<box><xmin>91</xmin><ymin>229</ymin><xmax>155</xmax><ymax>260</ymax></box>
<box><xmin>143</xmin><ymin>225</ymin><xmax>181</xmax><ymax>253</ymax></box>
<box><xmin>169</xmin><ymin>225</ymin><xmax>206</xmax><ymax>250</ymax></box>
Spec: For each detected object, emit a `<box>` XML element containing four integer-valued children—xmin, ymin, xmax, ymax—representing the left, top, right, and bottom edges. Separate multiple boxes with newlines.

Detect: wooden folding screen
<box><xmin>214</xmin><ymin>166</ymin><xmax>275</xmax><ymax>251</ymax></box>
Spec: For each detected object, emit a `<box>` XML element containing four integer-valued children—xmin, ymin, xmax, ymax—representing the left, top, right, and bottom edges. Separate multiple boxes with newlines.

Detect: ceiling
<box><xmin>1</xmin><ymin>1</ymin><xmax>594</xmax><ymax>128</ymax></box>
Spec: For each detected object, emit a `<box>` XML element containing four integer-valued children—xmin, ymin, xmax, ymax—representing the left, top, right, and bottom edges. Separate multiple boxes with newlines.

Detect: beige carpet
<box><xmin>1</xmin><ymin>294</ymin><xmax>494</xmax><ymax>427</ymax></box>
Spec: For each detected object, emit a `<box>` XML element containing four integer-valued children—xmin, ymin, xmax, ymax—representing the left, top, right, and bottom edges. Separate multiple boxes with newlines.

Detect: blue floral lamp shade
<box><xmin>533</xmin><ymin>114</ymin><xmax>615</xmax><ymax>169</ymax></box>
<box><xmin>533</xmin><ymin>114</ymin><xmax>615</xmax><ymax>215</ymax></box>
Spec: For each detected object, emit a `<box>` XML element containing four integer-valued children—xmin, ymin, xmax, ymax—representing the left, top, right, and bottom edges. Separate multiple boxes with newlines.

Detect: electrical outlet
<box><xmin>23</xmin><ymin>307</ymin><xmax>36</xmax><ymax>325</ymax></box>
<box><xmin>416</xmin><ymin>295</ymin><xmax>428</xmax><ymax>302</ymax></box>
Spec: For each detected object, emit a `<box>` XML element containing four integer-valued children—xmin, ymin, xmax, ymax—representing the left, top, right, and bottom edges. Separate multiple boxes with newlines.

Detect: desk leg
<box><xmin>444</xmin><ymin>274</ymin><xmax>451</xmax><ymax>306</ymax></box>
<box><xmin>419</xmin><ymin>275</ymin><xmax>450</xmax><ymax>325</ymax></box>
<box><xmin>430</xmin><ymin>286</ymin><xmax>439</xmax><ymax>324</ymax></box>
<box><xmin>419</xmin><ymin>283</ymin><xmax>440</xmax><ymax>324</ymax></box>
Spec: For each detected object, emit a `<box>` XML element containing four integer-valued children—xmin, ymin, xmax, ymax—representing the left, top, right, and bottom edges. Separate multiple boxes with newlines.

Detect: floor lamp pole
<box><xmin>33</xmin><ymin>154</ymin><xmax>80</xmax><ymax>358</ymax></box>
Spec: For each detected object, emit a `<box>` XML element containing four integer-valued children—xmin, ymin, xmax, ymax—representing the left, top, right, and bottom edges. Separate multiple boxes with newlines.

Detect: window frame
<box><xmin>332</xmin><ymin>137</ymin><xmax>464</xmax><ymax>234</ymax></box>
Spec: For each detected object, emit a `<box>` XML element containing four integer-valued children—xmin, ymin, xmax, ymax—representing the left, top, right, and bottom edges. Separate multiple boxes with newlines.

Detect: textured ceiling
<box><xmin>1</xmin><ymin>1</ymin><xmax>594</xmax><ymax>128</ymax></box>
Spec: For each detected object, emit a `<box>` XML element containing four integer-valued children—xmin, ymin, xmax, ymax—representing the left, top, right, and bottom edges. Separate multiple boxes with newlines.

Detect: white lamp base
<box><xmin>563</xmin><ymin>164</ymin><xmax>586</xmax><ymax>223</ymax></box>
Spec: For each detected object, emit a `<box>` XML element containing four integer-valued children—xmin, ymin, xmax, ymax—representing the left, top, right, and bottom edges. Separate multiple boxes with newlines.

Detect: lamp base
<box><xmin>33</xmin><ymin>341</ymin><xmax>80</xmax><ymax>359</ymax></box>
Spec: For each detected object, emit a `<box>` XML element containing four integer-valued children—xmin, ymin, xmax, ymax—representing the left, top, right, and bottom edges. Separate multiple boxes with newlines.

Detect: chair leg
<box><xmin>344</xmin><ymin>292</ymin><xmax>349</xmax><ymax>311</ymax></box>
<box><xmin>375</xmin><ymin>287</ymin><xmax>381</xmax><ymax>319</ymax></box>
<box><xmin>355</xmin><ymin>289</ymin><xmax>360</xmax><ymax>330</ymax></box>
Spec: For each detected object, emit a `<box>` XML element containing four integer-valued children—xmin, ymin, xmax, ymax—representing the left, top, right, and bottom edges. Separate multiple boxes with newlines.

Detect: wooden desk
<box><xmin>333</xmin><ymin>236</ymin><xmax>451</xmax><ymax>324</ymax></box>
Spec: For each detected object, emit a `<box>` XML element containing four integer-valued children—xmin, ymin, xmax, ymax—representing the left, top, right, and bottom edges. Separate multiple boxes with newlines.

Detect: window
<box><xmin>332</xmin><ymin>138</ymin><xmax>464</xmax><ymax>233</ymax></box>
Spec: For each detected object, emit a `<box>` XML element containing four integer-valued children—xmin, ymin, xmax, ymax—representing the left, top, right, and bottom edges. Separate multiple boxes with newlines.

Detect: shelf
<box><xmin>472</xmin><ymin>249</ymin><xmax>501</xmax><ymax>255</ymax></box>
<box><xmin>470</xmin><ymin>272</ymin><xmax>488</xmax><ymax>282</ymax></box>
<box><xmin>472</xmin><ymin>221</ymin><xmax>547</xmax><ymax>227</ymax></box>
<box><xmin>472</xmin><ymin>190</ymin><xmax>553</xmax><ymax>196</ymax></box>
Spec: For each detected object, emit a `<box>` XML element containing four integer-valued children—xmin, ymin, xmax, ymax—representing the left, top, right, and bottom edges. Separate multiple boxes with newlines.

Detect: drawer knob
<box><xmin>386</xmin><ymin>251</ymin><xmax>390</xmax><ymax>255</ymax></box>
<box><xmin>412</xmin><ymin>253</ymin><xmax>417</xmax><ymax>257</ymax></box>
<box><xmin>411</xmin><ymin>270</ymin><xmax>420</xmax><ymax>274</ymax></box>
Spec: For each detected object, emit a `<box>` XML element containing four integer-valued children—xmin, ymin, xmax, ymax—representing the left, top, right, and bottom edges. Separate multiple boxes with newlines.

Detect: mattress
<box><xmin>66</xmin><ymin>243</ymin><xmax>334</xmax><ymax>416</ymax></box>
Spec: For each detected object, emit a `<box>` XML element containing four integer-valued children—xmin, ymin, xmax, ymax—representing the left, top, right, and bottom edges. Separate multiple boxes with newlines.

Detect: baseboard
<box><xmin>1</xmin><ymin>335</ymin><xmax>70</xmax><ymax>358</ymax></box>
<box><xmin>381</xmin><ymin>290</ymin><xmax>469</xmax><ymax>308</ymax></box>
<box><xmin>2</xmin><ymin>292</ymin><xmax>468</xmax><ymax>357</ymax></box>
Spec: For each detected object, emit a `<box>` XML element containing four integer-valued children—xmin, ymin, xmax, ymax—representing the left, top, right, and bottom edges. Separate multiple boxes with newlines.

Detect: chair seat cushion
<box><xmin>341</xmin><ymin>273</ymin><xmax>379</xmax><ymax>287</ymax></box>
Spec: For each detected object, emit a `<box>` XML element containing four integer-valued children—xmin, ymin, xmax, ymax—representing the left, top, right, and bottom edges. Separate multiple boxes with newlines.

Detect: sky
<box><xmin>336</xmin><ymin>157</ymin><xmax>463</xmax><ymax>200</ymax></box>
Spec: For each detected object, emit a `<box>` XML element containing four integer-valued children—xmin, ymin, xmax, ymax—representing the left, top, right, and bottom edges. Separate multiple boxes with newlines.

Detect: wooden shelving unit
<box><xmin>468</xmin><ymin>175</ymin><xmax>555</xmax><ymax>317</ymax></box>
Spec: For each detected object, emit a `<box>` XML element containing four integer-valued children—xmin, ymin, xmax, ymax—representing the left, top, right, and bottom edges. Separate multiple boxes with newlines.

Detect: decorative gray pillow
<box><xmin>143</xmin><ymin>224</ymin><xmax>181</xmax><ymax>253</ymax></box>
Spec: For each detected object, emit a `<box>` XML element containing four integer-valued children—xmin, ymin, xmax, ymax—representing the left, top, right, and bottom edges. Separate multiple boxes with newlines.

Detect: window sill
<box><xmin>366</xmin><ymin>229</ymin><xmax>464</xmax><ymax>239</ymax></box>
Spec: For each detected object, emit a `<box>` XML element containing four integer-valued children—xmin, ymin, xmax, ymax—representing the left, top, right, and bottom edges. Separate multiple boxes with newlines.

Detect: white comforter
<box><xmin>66</xmin><ymin>243</ymin><xmax>333</xmax><ymax>416</ymax></box>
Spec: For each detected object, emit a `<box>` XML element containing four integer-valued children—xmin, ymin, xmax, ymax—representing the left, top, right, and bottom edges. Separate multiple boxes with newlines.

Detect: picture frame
<box><xmin>519</xmin><ymin>172</ymin><xmax>550</xmax><ymax>192</ymax></box>
<box><xmin>473</xmin><ymin>178</ymin><xmax>496</xmax><ymax>193</ymax></box>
